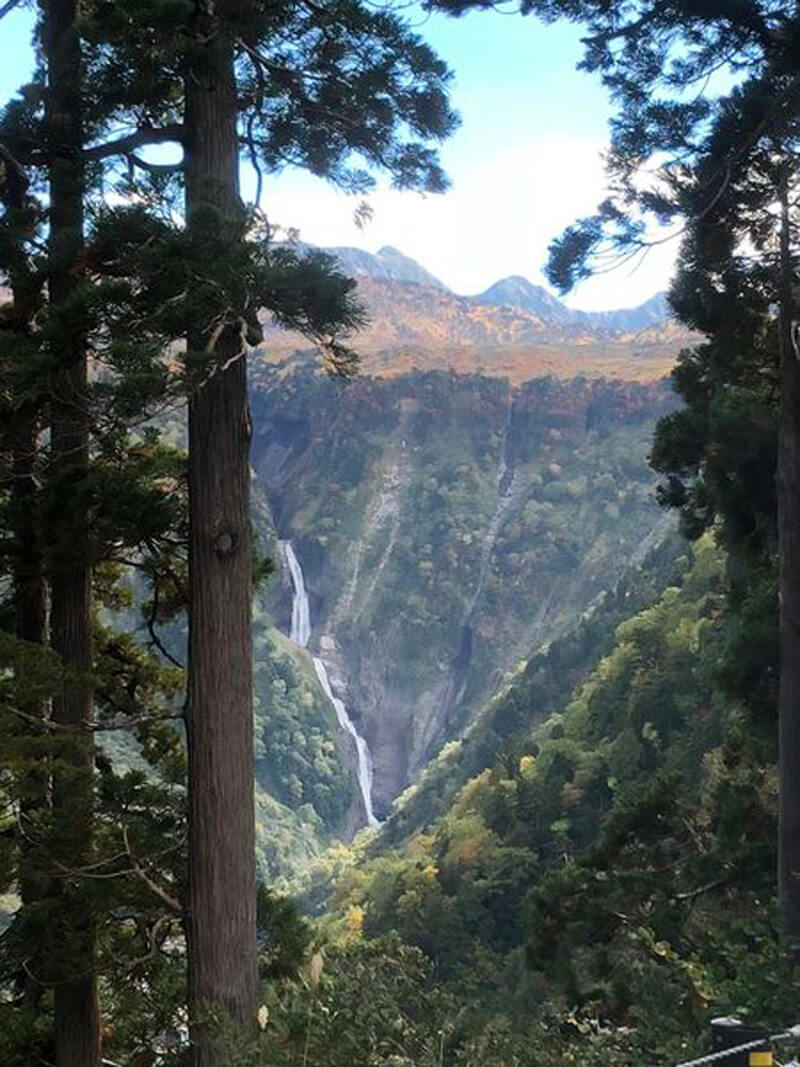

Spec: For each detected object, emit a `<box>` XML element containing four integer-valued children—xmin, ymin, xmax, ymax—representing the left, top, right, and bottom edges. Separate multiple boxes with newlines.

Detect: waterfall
<box><xmin>311</xmin><ymin>659</ymin><xmax>379</xmax><ymax>829</ymax></box>
<box><xmin>282</xmin><ymin>542</ymin><xmax>311</xmax><ymax>647</ymax></box>
<box><xmin>280</xmin><ymin>541</ymin><xmax>380</xmax><ymax>829</ymax></box>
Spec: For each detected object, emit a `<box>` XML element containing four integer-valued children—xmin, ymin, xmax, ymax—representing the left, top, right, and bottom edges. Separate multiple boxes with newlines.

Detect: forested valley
<box><xmin>1</xmin><ymin>1</ymin><xmax>800</xmax><ymax>1066</ymax></box>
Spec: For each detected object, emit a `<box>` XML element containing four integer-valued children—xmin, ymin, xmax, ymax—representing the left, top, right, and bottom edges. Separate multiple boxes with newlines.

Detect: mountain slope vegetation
<box><xmin>251</xmin><ymin>367</ymin><xmax>677</xmax><ymax>814</ymax></box>
<box><xmin>268</xmin><ymin>535</ymin><xmax>784</xmax><ymax>1067</ymax></box>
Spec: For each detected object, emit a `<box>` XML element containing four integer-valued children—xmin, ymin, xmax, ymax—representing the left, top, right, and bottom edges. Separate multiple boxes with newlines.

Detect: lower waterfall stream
<box><xmin>280</xmin><ymin>541</ymin><xmax>380</xmax><ymax>829</ymax></box>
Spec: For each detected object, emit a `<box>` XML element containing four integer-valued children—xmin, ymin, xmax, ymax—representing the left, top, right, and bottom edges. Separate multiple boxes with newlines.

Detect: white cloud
<box><xmin>255</xmin><ymin>134</ymin><xmax>678</xmax><ymax>311</ymax></box>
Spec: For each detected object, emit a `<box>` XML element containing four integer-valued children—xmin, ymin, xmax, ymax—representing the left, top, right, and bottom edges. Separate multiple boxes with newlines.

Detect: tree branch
<box><xmin>112</xmin><ymin>914</ymin><xmax>175</xmax><ymax>970</ymax></box>
<box><xmin>128</xmin><ymin>152</ymin><xmax>184</xmax><ymax>175</ymax></box>
<box><xmin>146</xmin><ymin>580</ymin><xmax>184</xmax><ymax>670</ymax></box>
<box><xmin>581</xmin><ymin>9</ymin><xmax>662</xmax><ymax>49</ymax></box>
<box><xmin>123</xmin><ymin>825</ymin><xmax>182</xmax><ymax>916</ymax></box>
<box><xmin>673</xmin><ymin>876</ymin><xmax>732</xmax><ymax>902</ymax></box>
<box><xmin>84</xmin><ymin>124</ymin><xmax>186</xmax><ymax>163</ymax></box>
<box><xmin>0</xmin><ymin>0</ymin><xmax>23</xmax><ymax>19</ymax></box>
<box><xmin>3</xmin><ymin>704</ymin><xmax>184</xmax><ymax>733</ymax></box>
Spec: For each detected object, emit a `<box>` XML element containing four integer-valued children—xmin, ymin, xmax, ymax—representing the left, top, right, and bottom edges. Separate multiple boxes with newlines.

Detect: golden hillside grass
<box><xmin>258</xmin><ymin>337</ymin><xmax>684</xmax><ymax>384</ymax></box>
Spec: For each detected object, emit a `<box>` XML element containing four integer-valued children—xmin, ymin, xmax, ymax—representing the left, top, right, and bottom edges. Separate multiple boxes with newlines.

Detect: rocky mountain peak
<box><xmin>322</xmin><ymin>244</ymin><xmax>448</xmax><ymax>290</ymax></box>
<box><xmin>474</xmin><ymin>276</ymin><xmax>575</xmax><ymax>324</ymax></box>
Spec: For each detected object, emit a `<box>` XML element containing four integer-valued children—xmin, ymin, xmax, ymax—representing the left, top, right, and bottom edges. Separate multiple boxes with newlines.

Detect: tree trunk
<box><xmin>184</xmin><ymin>6</ymin><xmax>258</xmax><ymax>1063</ymax></box>
<box><xmin>42</xmin><ymin>1</ymin><xmax>101</xmax><ymax>1062</ymax></box>
<box><xmin>777</xmin><ymin>169</ymin><xmax>800</xmax><ymax>954</ymax></box>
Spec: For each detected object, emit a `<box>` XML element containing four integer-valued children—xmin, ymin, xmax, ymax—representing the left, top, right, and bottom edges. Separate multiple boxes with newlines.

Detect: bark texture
<box><xmin>42</xmin><ymin>0</ymin><xmax>101</xmax><ymax>1062</ymax></box>
<box><xmin>777</xmin><ymin>171</ymin><xmax>800</xmax><ymax>953</ymax></box>
<box><xmin>184</xmin><ymin>6</ymin><xmax>258</xmax><ymax>1063</ymax></box>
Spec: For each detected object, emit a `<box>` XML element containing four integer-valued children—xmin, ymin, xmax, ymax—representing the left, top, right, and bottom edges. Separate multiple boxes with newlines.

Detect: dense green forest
<box><xmin>3</xmin><ymin>0</ymin><xmax>800</xmax><ymax>1065</ymax></box>
<box><xmin>280</xmin><ymin>536</ymin><xmax>785</xmax><ymax>1066</ymax></box>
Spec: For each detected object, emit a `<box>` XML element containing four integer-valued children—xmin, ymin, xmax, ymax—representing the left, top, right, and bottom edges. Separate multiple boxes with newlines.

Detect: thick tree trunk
<box><xmin>184</xmin><ymin>7</ymin><xmax>258</xmax><ymax>1063</ymax></box>
<box><xmin>777</xmin><ymin>171</ymin><xmax>800</xmax><ymax>953</ymax></box>
<box><xmin>42</xmin><ymin>1</ymin><xmax>101</xmax><ymax>1062</ymax></box>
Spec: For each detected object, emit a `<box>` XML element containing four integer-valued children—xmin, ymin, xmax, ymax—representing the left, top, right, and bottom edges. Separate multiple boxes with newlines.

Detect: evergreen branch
<box><xmin>84</xmin><ymin>124</ymin><xmax>186</xmax><ymax>163</ymax></box>
<box><xmin>236</xmin><ymin>36</ymin><xmax>332</xmax><ymax>86</ymax></box>
<box><xmin>0</xmin><ymin>142</ymin><xmax>29</xmax><ymax>203</ymax></box>
<box><xmin>673</xmin><ymin>875</ymin><xmax>734</xmax><ymax>901</ymax></box>
<box><xmin>146</xmin><ymin>580</ymin><xmax>184</xmax><ymax>669</ymax></box>
<box><xmin>238</xmin><ymin>41</ymin><xmax>267</xmax><ymax>207</ymax></box>
<box><xmin>48</xmin><ymin>837</ymin><xmax>182</xmax><ymax>916</ymax></box>
<box><xmin>47</xmin><ymin>839</ymin><xmax>182</xmax><ymax>877</ymax></box>
<box><xmin>0</xmin><ymin>128</ymin><xmax>50</xmax><ymax>166</ymax></box>
<box><xmin>3</xmin><ymin>704</ymin><xmax>184</xmax><ymax>733</ymax></box>
<box><xmin>111</xmin><ymin>914</ymin><xmax>175</xmax><ymax>970</ymax></box>
<box><xmin>580</xmin><ymin>8</ymin><xmax>663</xmax><ymax>49</ymax></box>
<box><xmin>0</xmin><ymin>0</ymin><xmax>22</xmax><ymax>19</ymax></box>
<box><xmin>122</xmin><ymin>825</ymin><xmax>182</xmax><ymax>915</ymax></box>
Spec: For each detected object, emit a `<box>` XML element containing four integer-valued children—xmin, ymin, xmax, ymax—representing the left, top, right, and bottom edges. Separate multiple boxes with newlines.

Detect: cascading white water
<box><xmin>282</xmin><ymin>542</ymin><xmax>311</xmax><ymax>647</ymax></box>
<box><xmin>280</xmin><ymin>541</ymin><xmax>380</xmax><ymax>829</ymax></box>
<box><xmin>311</xmin><ymin>659</ymin><xmax>379</xmax><ymax>828</ymax></box>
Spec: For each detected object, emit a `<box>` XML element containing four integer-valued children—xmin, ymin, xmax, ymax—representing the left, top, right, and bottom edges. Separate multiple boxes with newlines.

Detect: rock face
<box><xmin>251</xmin><ymin>245</ymin><xmax>684</xmax><ymax>829</ymax></box>
<box><xmin>251</xmin><ymin>368</ymin><xmax>677</xmax><ymax>816</ymax></box>
<box><xmin>326</xmin><ymin>245</ymin><xmax>449</xmax><ymax>290</ymax></box>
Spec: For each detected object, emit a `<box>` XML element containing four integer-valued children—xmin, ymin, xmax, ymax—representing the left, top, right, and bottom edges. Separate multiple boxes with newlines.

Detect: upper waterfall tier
<box><xmin>280</xmin><ymin>541</ymin><xmax>380</xmax><ymax>829</ymax></box>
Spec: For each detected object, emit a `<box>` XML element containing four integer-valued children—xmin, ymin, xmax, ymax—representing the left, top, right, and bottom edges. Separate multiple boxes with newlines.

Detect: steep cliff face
<box><xmin>251</xmin><ymin>368</ymin><xmax>676</xmax><ymax>817</ymax></box>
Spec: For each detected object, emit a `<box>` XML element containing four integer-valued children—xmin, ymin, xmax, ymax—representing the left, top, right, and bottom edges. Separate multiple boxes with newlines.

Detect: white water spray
<box><xmin>280</xmin><ymin>541</ymin><xmax>380</xmax><ymax>829</ymax></box>
<box><xmin>283</xmin><ymin>542</ymin><xmax>311</xmax><ymax>647</ymax></box>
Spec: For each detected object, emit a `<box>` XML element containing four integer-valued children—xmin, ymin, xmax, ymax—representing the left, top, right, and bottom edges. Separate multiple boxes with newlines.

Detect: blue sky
<box><xmin>0</xmin><ymin>4</ymin><xmax>677</xmax><ymax>309</ymax></box>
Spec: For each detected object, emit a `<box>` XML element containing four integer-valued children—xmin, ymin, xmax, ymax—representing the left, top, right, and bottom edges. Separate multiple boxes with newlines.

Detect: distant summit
<box><xmin>581</xmin><ymin>292</ymin><xmax>671</xmax><ymax>333</ymax></box>
<box><xmin>474</xmin><ymin>276</ymin><xmax>671</xmax><ymax>334</ymax></box>
<box><xmin>473</xmin><ymin>276</ymin><xmax>575</xmax><ymax>325</ymax></box>
<box><xmin>321</xmin><ymin>244</ymin><xmax>448</xmax><ymax>290</ymax></box>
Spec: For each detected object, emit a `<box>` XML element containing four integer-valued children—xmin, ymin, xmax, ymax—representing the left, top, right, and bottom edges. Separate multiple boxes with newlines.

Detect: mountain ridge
<box><xmin>259</xmin><ymin>273</ymin><xmax>688</xmax><ymax>381</ymax></box>
<box><xmin>472</xmin><ymin>275</ymin><xmax>671</xmax><ymax>333</ymax></box>
<box><xmin>302</xmin><ymin>243</ymin><xmax>672</xmax><ymax>333</ymax></box>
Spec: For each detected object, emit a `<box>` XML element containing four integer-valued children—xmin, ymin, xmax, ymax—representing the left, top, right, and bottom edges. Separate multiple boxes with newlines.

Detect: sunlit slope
<box><xmin>258</xmin><ymin>276</ymin><xmax>691</xmax><ymax>383</ymax></box>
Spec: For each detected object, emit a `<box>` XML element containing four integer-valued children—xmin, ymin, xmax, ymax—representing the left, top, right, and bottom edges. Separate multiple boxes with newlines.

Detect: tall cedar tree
<box><xmin>74</xmin><ymin>4</ymin><xmax>456</xmax><ymax>1059</ymax></box>
<box><xmin>430</xmin><ymin>0</ymin><xmax>800</xmax><ymax>950</ymax></box>
<box><xmin>0</xmin><ymin>66</ymin><xmax>197</xmax><ymax>1054</ymax></box>
<box><xmin>1</xmin><ymin>12</ymin><xmax>189</xmax><ymax>1064</ymax></box>
<box><xmin>0</xmin><ymin>89</ymin><xmax>49</xmax><ymax>1018</ymax></box>
<box><xmin>183</xmin><ymin>9</ymin><xmax>260</xmax><ymax>1056</ymax></box>
<box><xmin>0</xmin><ymin>129</ymin><xmax>45</xmax><ymax>734</ymax></box>
<box><xmin>40</xmin><ymin>0</ymin><xmax>102</xmax><ymax>1061</ymax></box>
<box><xmin>1</xmin><ymin>0</ymin><xmax>456</xmax><ymax>1054</ymax></box>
